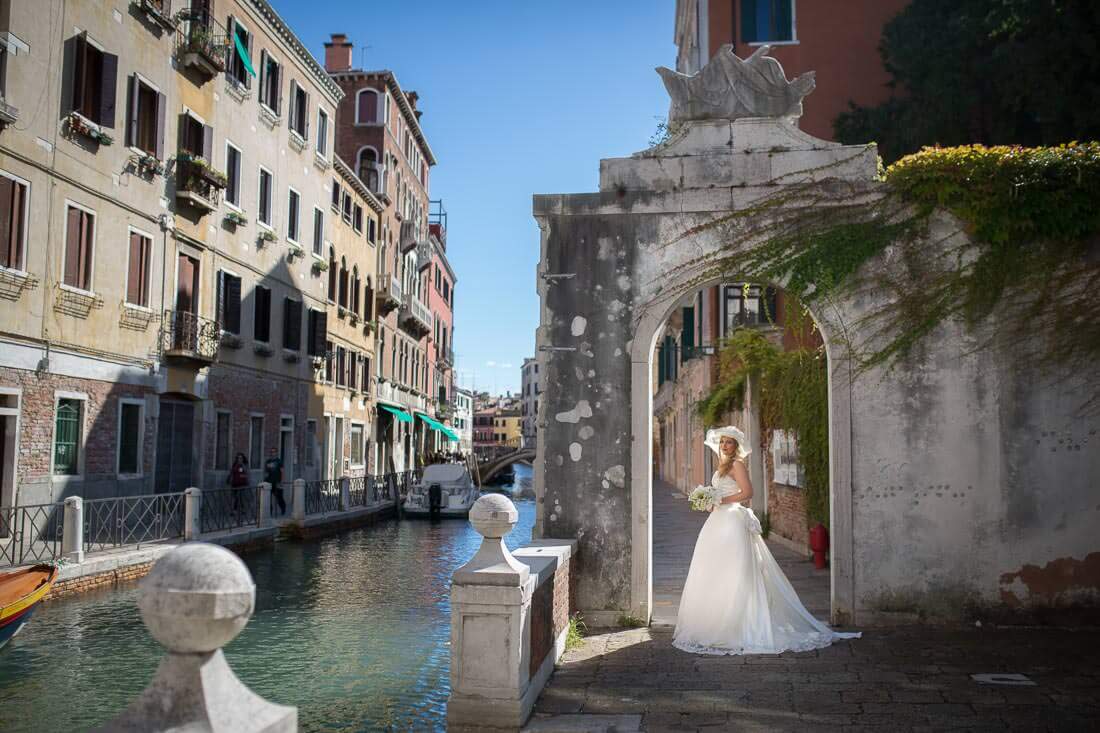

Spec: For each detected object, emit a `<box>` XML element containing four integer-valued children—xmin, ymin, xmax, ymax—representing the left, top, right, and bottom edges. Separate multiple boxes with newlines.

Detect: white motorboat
<box><xmin>403</xmin><ymin>463</ymin><xmax>479</xmax><ymax>518</ymax></box>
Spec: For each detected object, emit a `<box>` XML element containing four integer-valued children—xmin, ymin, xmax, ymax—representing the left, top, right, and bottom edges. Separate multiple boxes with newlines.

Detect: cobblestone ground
<box><xmin>526</xmin><ymin>480</ymin><xmax>1100</xmax><ymax>732</ymax></box>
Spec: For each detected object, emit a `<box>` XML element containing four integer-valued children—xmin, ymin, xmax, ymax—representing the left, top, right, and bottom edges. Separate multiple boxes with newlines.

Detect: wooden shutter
<box><xmin>126</xmin><ymin>75</ymin><xmax>138</xmax><ymax>148</ymax></box>
<box><xmin>176</xmin><ymin>254</ymin><xmax>195</xmax><ymax>312</ymax></box>
<box><xmin>76</xmin><ymin>210</ymin><xmax>93</xmax><ymax>291</ymax></box>
<box><xmin>226</xmin><ymin>14</ymin><xmax>236</xmax><ymax>76</ymax></box>
<box><xmin>741</xmin><ymin>0</ymin><xmax>759</xmax><ymax>43</ymax></box>
<box><xmin>99</xmin><ymin>51</ymin><xmax>118</xmax><ymax>128</ymax></box>
<box><xmin>202</xmin><ymin>123</ymin><xmax>213</xmax><ymax>163</ymax></box>
<box><xmin>0</xmin><ymin>177</ymin><xmax>12</xmax><ymax>269</ymax></box>
<box><xmin>64</xmin><ymin>207</ymin><xmax>81</xmax><ymax>286</ymax></box>
<box><xmin>255</xmin><ymin>286</ymin><xmax>270</xmax><ymax>342</ymax></box>
<box><xmin>312</xmin><ymin>310</ymin><xmax>328</xmax><ymax>356</ymax></box>
<box><xmin>283</xmin><ymin>297</ymin><xmax>302</xmax><ymax>350</ymax></box>
<box><xmin>243</xmin><ymin>29</ymin><xmax>253</xmax><ymax>90</ymax></box>
<box><xmin>258</xmin><ymin>49</ymin><xmax>268</xmax><ymax>105</ymax></box>
<box><xmin>155</xmin><ymin>92</ymin><xmax>166</xmax><ymax>159</ymax></box>
<box><xmin>288</xmin><ymin>80</ymin><xmax>298</xmax><ymax>130</ymax></box>
<box><xmin>61</xmin><ymin>34</ymin><xmax>82</xmax><ymax>114</ymax></box>
<box><xmin>303</xmin><ymin>91</ymin><xmax>310</xmax><ymax>140</ymax></box>
<box><xmin>273</xmin><ymin>61</ymin><xmax>281</xmax><ymax>115</ymax></box>
<box><xmin>127</xmin><ymin>233</ymin><xmax>143</xmax><ymax>304</ymax></box>
<box><xmin>226</xmin><ymin>275</ymin><xmax>241</xmax><ymax>334</ymax></box>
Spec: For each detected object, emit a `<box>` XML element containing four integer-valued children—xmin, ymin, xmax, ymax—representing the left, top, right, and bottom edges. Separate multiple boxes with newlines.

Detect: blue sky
<box><xmin>271</xmin><ymin>0</ymin><xmax>672</xmax><ymax>394</ymax></box>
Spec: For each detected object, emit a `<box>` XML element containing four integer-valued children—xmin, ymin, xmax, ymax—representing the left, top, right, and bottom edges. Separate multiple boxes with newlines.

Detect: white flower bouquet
<box><xmin>688</xmin><ymin>485</ymin><xmax>723</xmax><ymax>512</ymax></box>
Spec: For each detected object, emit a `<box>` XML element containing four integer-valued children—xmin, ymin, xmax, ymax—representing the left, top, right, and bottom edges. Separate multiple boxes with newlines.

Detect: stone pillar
<box><xmin>257</xmin><ymin>482</ymin><xmax>272</xmax><ymax>528</ymax></box>
<box><xmin>183</xmin><ymin>487</ymin><xmax>202</xmax><ymax>540</ymax></box>
<box><xmin>745</xmin><ymin>373</ymin><xmax>767</xmax><ymax>516</ymax></box>
<box><xmin>339</xmin><ymin>475</ymin><xmax>351</xmax><ymax>511</ymax></box>
<box><xmin>93</xmin><ymin>543</ymin><xmax>296</xmax><ymax>732</ymax></box>
<box><xmin>61</xmin><ymin>496</ymin><xmax>84</xmax><ymax>564</ymax></box>
<box><xmin>291</xmin><ymin>478</ymin><xmax>306</xmax><ymax>520</ymax></box>
<box><xmin>447</xmin><ymin>495</ymin><xmax>536</xmax><ymax>731</ymax></box>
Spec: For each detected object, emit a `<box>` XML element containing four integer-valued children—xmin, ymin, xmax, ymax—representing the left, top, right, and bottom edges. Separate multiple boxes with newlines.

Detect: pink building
<box><xmin>424</xmin><ymin>201</ymin><xmax>457</xmax><ymax>435</ymax></box>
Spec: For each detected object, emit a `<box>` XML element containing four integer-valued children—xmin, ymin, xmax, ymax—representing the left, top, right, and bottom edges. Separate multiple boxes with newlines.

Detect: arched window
<box><xmin>364</xmin><ymin>275</ymin><xmax>374</xmax><ymax>320</ymax></box>
<box><xmin>327</xmin><ymin>246</ymin><xmax>337</xmax><ymax>301</ymax></box>
<box><xmin>338</xmin><ymin>256</ymin><xmax>349</xmax><ymax>308</ymax></box>
<box><xmin>351</xmin><ymin>266</ymin><xmax>360</xmax><ymax>315</ymax></box>
<box><xmin>356</xmin><ymin>146</ymin><xmax>380</xmax><ymax>192</ymax></box>
<box><xmin>355</xmin><ymin>88</ymin><xmax>379</xmax><ymax>124</ymax></box>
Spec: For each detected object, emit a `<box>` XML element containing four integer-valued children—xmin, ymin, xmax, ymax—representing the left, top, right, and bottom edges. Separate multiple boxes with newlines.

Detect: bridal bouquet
<box><xmin>688</xmin><ymin>485</ymin><xmax>723</xmax><ymax>512</ymax></box>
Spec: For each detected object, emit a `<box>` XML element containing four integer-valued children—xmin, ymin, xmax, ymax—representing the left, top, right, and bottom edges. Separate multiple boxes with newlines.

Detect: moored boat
<box><xmin>403</xmin><ymin>463</ymin><xmax>479</xmax><ymax>518</ymax></box>
<box><xmin>0</xmin><ymin>564</ymin><xmax>59</xmax><ymax>650</ymax></box>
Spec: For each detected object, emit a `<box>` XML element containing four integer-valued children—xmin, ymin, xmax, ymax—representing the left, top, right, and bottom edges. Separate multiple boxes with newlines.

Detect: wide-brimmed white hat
<box><xmin>704</xmin><ymin>426</ymin><xmax>751</xmax><ymax>459</ymax></box>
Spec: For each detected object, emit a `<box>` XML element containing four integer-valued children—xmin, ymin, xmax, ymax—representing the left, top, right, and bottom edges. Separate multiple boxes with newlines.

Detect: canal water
<box><xmin>0</xmin><ymin>464</ymin><xmax>536</xmax><ymax>732</ymax></box>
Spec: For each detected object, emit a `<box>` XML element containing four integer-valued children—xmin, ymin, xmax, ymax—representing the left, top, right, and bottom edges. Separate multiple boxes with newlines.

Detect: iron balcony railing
<box><xmin>200</xmin><ymin>486</ymin><xmax>259</xmax><ymax>533</ymax></box>
<box><xmin>347</xmin><ymin>477</ymin><xmax>368</xmax><ymax>508</ymax></box>
<box><xmin>400</xmin><ymin>292</ymin><xmax>433</xmax><ymax>335</ymax></box>
<box><xmin>175</xmin><ymin>154</ymin><xmax>226</xmax><ymax>210</ymax></box>
<box><xmin>83</xmin><ymin>492</ymin><xmax>186</xmax><ymax>554</ymax></box>
<box><xmin>175</xmin><ymin>8</ymin><xmax>229</xmax><ymax>75</ymax></box>
<box><xmin>162</xmin><ymin>309</ymin><xmax>220</xmax><ymax>362</ymax></box>
<box><xmin>0</xmin><ymin>502</ymin><xmax>64</xmax><ymax>568</ymax></box>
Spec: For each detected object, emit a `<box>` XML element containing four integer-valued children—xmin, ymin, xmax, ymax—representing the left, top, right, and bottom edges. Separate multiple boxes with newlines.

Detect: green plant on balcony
<box><xmin>65</xmin><ymin>112</ymin><xmax>113</xmax><ymax>146</ymax></box>
<box><xmin>223</xmin><ymin>211</ymin><xmax>248</xmax><ymax>227</ymax></box>
<box><xmin>257</xmin><ymin>229</ymin><xmax>276</xmax><ymax>246</ymax></box>
<box><xmin>134</xmin><ymin>152</ymin><xmax>164</xmax><ymax>176</ymax></box>
<box><xmin>311</xmin><ymin>258</ymin><xmax>329</xmax><ymax>273</ymax></box>
<box><xmin>287</xmin><ymin>243</ymin><xmax>304</xmax><ymax>259</ymax></box>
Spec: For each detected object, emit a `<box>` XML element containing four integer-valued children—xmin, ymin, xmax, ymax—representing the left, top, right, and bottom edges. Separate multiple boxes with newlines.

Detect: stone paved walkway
<box><xmin>526</xmin><ymin>478</ymin><xmax>1100</xmax><ymax>732</ymax></box>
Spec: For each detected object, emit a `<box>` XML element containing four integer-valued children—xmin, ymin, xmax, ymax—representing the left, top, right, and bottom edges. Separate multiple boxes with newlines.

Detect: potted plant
<box><xmin>257</xmin><ymin>229</ymin><xmax>276</xmax><ymax>246</ymax></box>
<box><xmin>135</xmin><ymin>152</ymin><xmax>164</xmax><ymax>176</ymax></box>
<box><xmin>224</xmin><ymin>211</ymin><xmax>248</xmax><ymax>227</ymax></box>
<box><xmin>287</xmin><ymin>243</ymin><xmax>304</xmax><ymax>260</ymax></box>
<box><xmin>311</xmin><ymin>258</ymin><xmax>329</xmax><ymax>273</ymax></box>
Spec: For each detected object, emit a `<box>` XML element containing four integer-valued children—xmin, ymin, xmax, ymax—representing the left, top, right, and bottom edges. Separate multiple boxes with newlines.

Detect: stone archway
<box><xmin>533</xmin><ymin>50</ymin><xmax>1098</xmax><ymax>627</ymax></box>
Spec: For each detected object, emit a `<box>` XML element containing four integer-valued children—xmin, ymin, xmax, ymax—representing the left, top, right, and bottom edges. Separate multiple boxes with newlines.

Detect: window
<box><xmin>258</xmin><ymin>49</ymin><xmax>281</xmax><ymax>113</ymax></box>
<box><xmin>282</xmin><ymin>297</ymin><xmax>302</xmax><ymax>351</ymax></box>
<box><xmin>338</xmin><ymin>257</ymin><xmax>348</xmax><ymax>308</ymax></box>
<box><xmin>305</xmin><ymin>419</ymin><xmax>317</xmax><ymax>467</ymax></box>
<box><xmin>352</xmin><ymin>204</ymin><xmax>363</xmax><ymax>234</ymax></box>
<box><xmin>227</xmin><ymin>17</ymin><xmax>253</xmax><ymax>88</ymax></box>
<box><xmin>316</xmin><ymin>108</ymin><xmax>329</xmax><ymax>158</ymax></box>
<box><xmin>327</xmin><ymin>246</ymin><xmax>336</xmax><ymax>301</ymax></box>
<box><xmin>126</xmin><ymin>75</ymin><xmax>165</xmax><ymax>157</ymax></box>
<box><xmin>287</xmin><ymin>188</ymin><xmax>300</xmax><ymax>242</ymax></box>
<box><xmin>350</xmin><ymin>423</ymin><xmax>364</xmax><ymax>465</ymax></box>
<box><xmin>349</xmin><ymin>350</ymin><xmax>358</xmax><ymax>389</ymax></box>
<box><xmin>335</xmin><ymin>346</ymin><xmax>346</xmax><ymax>387</ymax></box>
<box><xmin>178</xmin><ymin>111</ymin><xmax>212</xmax><ymax>161</ymax></box>
<box><xmin>362</xmin><ymin>356</ymin><xmax>371</xmax><ymax>393</ymax></box>
<box><xmin>117</xmin><ymin>401</ymin><xmax>143</xmax><ymax>476</ymax></box>
<box><xmin>258</xmin><ymin>167</ymin><xmax>273</xmax><ymax>226</ymax></box>
<box><xmin>307</xmin><ymin>308</ymin><xmax>328</xmax><ymax>357</ymax></box>
<box><xmin>126</xmin><ymin>229</ymin><xmax>152</xmax><ymax>307</ymax></box>
<box><xmin>722</xmin><ymin>283</ymin><xmax>776</xmax><ymax>332</ymax></box>
<box><xmin>312</xmin><ymin>207</ymin><xmax>324</xmax><ymax>256</ymax></box>
<box><xmin>216</xmin><ymin>270</ymin><xmax>242</xmax><ymax>334</ymax></box>
<box><xmin>66</xmin><ymin>33</ymin><xmax>118</xmax><ymax>127</ymax></box>
<box><xmin>341</xmin><ymin>191</ymin><xmax>352</xmax><ymax>223</ymax></box>
<box><xmin>63</xmin><ymin>203</ymin><xmax>95</xmax><ymax>291</ymax></box>
<box><xmin>740</xmin><ymin>0</ymin><xmax>795</xmax><ymax>43</ymax></box>
<box><xmin>279</xmin><ymin>416</ymin><xmax>293</xmax><ymax>468</ymax></box>
<box><xmin>254</xmin><ymin>285</ymin><xmax>271</xmax><ymax>342</ymax></box>
<box><xmin>325</xmin><ymin>339</ymin><xmax>335</xmax><ymax>382</ymax></box>
<box><xmin>771</xmin><ymin>429</ymin><xmax>803</xmax><ymax>486</ymax></box>
<box><xmin>225</xmin><ymin>142</ymin><xmax>242</xmax><ymax>207</ymax></box>
<box><xmin>330</xmin><ymin>180</ymin><xmax>341</xmax><ymax>211</ymax></box>
<box><xmin>356</xmin><ymin>147</ymin><xmax>379</xmax><ymax>191</ymax></box>
<box><xmin>288</xmin><ymin>80</ymin><xmax>309</xmax><ymax>139</ymax></box>
<box><xmin>249</xmin><ymin>415</ymin><xmax>264</xmax><ymax>468</ymax></box>
<box><xmin>367</xmin><ymin>218</ymin><xmax>376</xmax><ymax>244</ymax></box>
<box><xmin>215</xmin><ymin>410</ymin><xmax>231</xmax><ymax>471</ymax></box>
<box><xmin>355</xmin><ymin>88</ymin><xmax>378</xmax><ymax>124</ymax></box>
<box><xmin>54</xmin><ymin>397</ymin><xmax>83</xmax><ymax>475</ymax></box>
<box><xmin>0</xmin><ymin>171</ymin><xmax>28</xmax><ymax>271</ymax></box>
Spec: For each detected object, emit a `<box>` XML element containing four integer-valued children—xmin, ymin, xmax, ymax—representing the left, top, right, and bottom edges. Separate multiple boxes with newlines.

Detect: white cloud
<box><xmin>500</xmin><ymin>363</ymin><xmax>513</xmax><ymax>369</ymax></box>
<box><xmin>485</xmin><ymin>360</ymin><xmax>497</xmax><ymax>367</ymax></box>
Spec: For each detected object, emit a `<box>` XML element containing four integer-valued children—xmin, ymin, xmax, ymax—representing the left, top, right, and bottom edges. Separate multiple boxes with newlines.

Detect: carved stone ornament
<box><xmin>656</xmin><ymin>44</ymin><xmax>816</xmax><ymax>123</ymax></box>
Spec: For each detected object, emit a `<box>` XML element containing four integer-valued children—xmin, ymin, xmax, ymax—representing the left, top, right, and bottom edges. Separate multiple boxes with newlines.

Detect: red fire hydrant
<box><xmin>809</xmin><ymin>523</ymin><xmax>829</xmax><ymax>570</ymax></box>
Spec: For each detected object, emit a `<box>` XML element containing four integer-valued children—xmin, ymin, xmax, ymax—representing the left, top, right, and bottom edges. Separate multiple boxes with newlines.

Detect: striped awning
<box><xmin>379</xmin><ymin>404</ymin><xmax>413</xmax><ymax>423</ymax></box>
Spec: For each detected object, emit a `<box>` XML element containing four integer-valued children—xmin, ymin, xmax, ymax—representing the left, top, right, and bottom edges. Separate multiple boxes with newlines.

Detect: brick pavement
<box><xmin>527</xmin><ymin>478</ymin><xmax>1100</xmax><ymax>732</ymax></box>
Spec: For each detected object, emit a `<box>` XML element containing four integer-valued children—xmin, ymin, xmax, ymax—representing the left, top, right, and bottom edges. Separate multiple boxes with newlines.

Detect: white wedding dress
<box><xmin>673</xmin><ymin>471</ymin><xmax>860</xmax><ymax>655</ymax></box>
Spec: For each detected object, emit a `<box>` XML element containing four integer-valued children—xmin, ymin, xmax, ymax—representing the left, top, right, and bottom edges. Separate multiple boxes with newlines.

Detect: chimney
<box><xmin>324</xmin><ymin>33</ymin><xmax>353</xmax><ymax>72</ymax></box>
<box><xmin>406</xmin><ymin>91</ymin><xmax>419</xmax><ymax>110</ymax></box>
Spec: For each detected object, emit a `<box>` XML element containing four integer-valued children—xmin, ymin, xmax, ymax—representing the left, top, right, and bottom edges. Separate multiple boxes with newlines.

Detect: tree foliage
<box><xmin>835</xmin><ymin>0</ymin><xmax>1100</xmax><ymax>162</ymax></box>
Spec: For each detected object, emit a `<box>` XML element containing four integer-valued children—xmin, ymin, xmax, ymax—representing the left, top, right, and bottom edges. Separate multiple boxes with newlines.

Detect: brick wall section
<box><xmin>1</xmin><ymin>366</ymin><xmax>155</xmax><ymax>500</ymax></box>
<box><xmin>761</xmin><ymin>433</ymin><xmax>810</xmax><ymax>551</ymax></box>
<box><xmin>528</xmin><ymin>555</ymin><xmax>572</xmax><ymax>678</ymax></box>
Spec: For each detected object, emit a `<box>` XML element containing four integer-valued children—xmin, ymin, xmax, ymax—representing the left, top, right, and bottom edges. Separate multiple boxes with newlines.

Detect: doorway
<box><xmin>155</xmin><ymin>400</ymin><xmax>195</xmax><ymax>492</ymax></box>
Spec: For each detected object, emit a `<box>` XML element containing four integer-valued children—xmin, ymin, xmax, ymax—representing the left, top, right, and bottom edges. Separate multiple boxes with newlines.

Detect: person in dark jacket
<box><xmin>264</xmin><ymin>447</ymin><xmax>286</xmax><ymax>515</ymax></box>
<box><xmin>227</xmin><ymin>452</ymin><xmax>250</xmax><ymax>521</ymax></box>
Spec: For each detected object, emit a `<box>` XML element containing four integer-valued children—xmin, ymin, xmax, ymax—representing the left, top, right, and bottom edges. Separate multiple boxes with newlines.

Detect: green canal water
<box><xmin>0</xmin><ymin>465</ymin><xmax>536</xmax><ymax>732</ymax></box>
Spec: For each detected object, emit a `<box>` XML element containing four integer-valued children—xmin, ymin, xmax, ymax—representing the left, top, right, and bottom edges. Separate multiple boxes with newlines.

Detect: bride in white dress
<box><xmin>673</xmin><ymin>426</ymin><xmax>860</xmax><ymax>655</ymax></box>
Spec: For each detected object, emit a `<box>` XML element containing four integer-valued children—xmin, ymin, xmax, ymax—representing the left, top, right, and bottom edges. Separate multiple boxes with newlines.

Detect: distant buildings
<box><xmin>472</xmin><ymin>392</ymin><xmax>523</xmax><ymax>460</ymax></box>
<box><xmin>674</xmin><ymin>0</ymin><xmax>909</xmax><ymax>140</ymax></box>
<box><xmin>453</xmin><ymin>388</ymin><xmax>473</xmax><ymax>455</ymax></box>
<box><xmin>520</xmin><ymin>357</ymin><xmax>540</xmax><ymax>448</ymax></box>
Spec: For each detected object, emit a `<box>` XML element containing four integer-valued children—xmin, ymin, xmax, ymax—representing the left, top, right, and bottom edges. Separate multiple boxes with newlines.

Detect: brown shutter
<box><xmin>99</xmin><ymin>51</ymin><xmax>118</xmax><ymax>128</ymax></box>
<box><xmin>155</xmin><ymin>92</ymin><xmax>166</xmax><ymax>159</ymax></box>
<box><xmin>0</xmin><ymin>176</ymin><xmax>12</xmax><ymax>269</ymax></box>
<box><xmin>64</xmin><ymin>207</ymin><xmax>81</xmax><ymax>286</ymax></box>
<box><xmin>226</xmin><ymin>274</ymin><xmax>241</xmax><ymax>334</ymax></box>
<box><xmin>202</xmin><ymin>123</ymin><xmax>213</xmax><ymax>163</ymax></box>
<box><xmin>288</xmin><ymin>80</ymin><xmax>298</xmax><ymax>130</ymax></box>
<box><xmin>126</xmin><ymin>75</ymin><xmax>138</xmax><ymax>148</ymax></box>
<box><xmin>258</xmin><ymin>49</ymin><xmax>267</xmax><ymax>106</ymax></box>
<box><xmin>61</xmin><ymin>34</ymin><xmax>82</xmax><ymax>114</ymax></box>
<box><xmin>312</xmin><ymin>310</ymin><xmax>328</xmax><ymax>356</ymax></box>
<box><xmin>127</xmin><ymin>232</ymin><xmax>142</xmax><ymax>304</ymax></box>
<box><xmin>303</xmin><ymin>91</ymin><xmax>310</xmax><ymax>140</ymax></box>
<box><xmin>176</xmin><ymin>254</ymin><xmax>195</xmax><ymax>312</ymax></box>
<box><xmin>139</xmin><ymin>237</ymin><xmax>150</xmax><ymax>306</ymax></box>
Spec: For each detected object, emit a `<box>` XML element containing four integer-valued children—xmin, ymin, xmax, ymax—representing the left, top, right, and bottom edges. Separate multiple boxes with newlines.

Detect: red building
<box><xmin>425</xmin><ymin>201</ymin><xmax>457</xmax><ymax>428</ymax></box>
<box><xmin>675</xmin><ymin>0</ymin><xmax>909</xmax><ymax>140</ymax></box>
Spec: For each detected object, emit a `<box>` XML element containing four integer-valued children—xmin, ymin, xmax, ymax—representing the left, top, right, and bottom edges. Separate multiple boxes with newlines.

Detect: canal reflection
<box><xmin>0</xmin><ymin>463</ymin><xmax>536</xmax><ymax>732</ymax></box>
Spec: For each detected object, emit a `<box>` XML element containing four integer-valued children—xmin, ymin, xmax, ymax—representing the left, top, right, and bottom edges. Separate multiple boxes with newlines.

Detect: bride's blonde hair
<box><xmin>716</xmin><ymin>437</ymin><xmax>742</xmax><ymax>477</ymax></box>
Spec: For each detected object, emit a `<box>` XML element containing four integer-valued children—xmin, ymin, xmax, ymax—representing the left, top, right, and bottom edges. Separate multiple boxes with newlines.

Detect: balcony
<box><xmin>436</xmin><ymin>399</ymin><xmax>455</xmax><ymax>419</ymax></box>
<box><xmin>399</xmin><ymin>292</ymin><xmax>433</xmax><ymax>337</ymax></box>
<box><xmin>0</xmin><ymin>97</ymin><xmax>19</xmax><ymax>126</ymax></box>
<box><xmin>176</xmin><ymin>10</ymin><xmax>229</xmax><ymax>78</ymax></box>
<box><xmin>376</xmin><ymin>273</ymin><xmax>401</xmax><ymax>315</ymax></box>
<box><xmin>137</xmin><ymin>0</ymin><xmax>178</xmax><ymax>30</ymax></box>
<box><xmin>174</xmin><ymin>154</ymin><xmax>226</xmax><ymax>212</ymax></box>
<box><xmin>437</xmin><ymin>345</ymin><xmax>455</xmax><ymax>367</ymax></box>
<box><xmin>161</xmin><ymin>310</ymin><xmax>219</xmax><ymax>365</ymax></box>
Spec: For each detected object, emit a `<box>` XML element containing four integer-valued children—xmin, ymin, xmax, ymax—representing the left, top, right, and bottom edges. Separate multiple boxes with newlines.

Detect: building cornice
<box><xmin>247</xmin><ymin>0</ymin><xmax>344</xmax><ymax>104</ymax></box>
<box><xmin>333</xmin><ymin>155</ymin><xmax>385</xmax><ymax>213</ymax></box>
<box><xmin>328</xmin><ymin>69</ymin><xmax>438</xmax><ymax>166</ymax></box>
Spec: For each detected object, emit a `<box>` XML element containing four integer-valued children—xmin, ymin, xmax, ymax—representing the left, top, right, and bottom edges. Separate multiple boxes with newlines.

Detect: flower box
<box><xmin>253</xmin><ymin>342</ymin><xmax>273</xmax><ymax>357</ymax></box>
<box><xmin>311</xmin><ymin>259</ymin><xmax>329</xmax><ymax>273</ymax></box>
<box><xmin>66</xmin><ymin>112</ymin><xmax>113</xmax><ymax>146</ymax></box>
<box><xmin>224</xmin><ymin>211</ymin><xmax>248</xmax><ymax>227</ymax></box>
<box><xmin>257</xmin><ymin>229</ymin><xmax>277</xmax><ymax>245</ymax></box>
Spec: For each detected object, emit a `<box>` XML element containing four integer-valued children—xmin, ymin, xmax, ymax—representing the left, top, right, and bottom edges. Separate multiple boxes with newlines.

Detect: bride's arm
<box><xmin>720</xmin><ymin>461</ymin><xmax>754</xmax><ymax>504</ymax></box>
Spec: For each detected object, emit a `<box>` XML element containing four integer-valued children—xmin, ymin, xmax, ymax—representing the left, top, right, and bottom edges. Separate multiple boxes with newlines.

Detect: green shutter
<box><xmin>54</xmin><ymin>399</ymin><xmax>81</xmax><ymax>475</ymax></box>
<box><xmin>775</xmin><ymin>0</ymin><xmax>793</xmax><ymax>42</ymax></box>
<box><xmin>741</xmin><ymin>0</ymin><xmax>759</xmax><ymax>43</ymax></box>
<box><xmin>681</xmin><ymin>306</ymin><xmax>695</xmax><ymax>362</ymax></box>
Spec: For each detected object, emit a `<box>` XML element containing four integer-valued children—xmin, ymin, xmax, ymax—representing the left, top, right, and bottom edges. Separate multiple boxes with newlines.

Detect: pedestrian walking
<box><xmin>264</xmin><ymin>447</ymin><xmax>286</xmax><ymax>515</ymax></box>
<box><xmin>227</xmin><ymin>452</ymin><xmax>250</xmax><ymax>520</ymax></box>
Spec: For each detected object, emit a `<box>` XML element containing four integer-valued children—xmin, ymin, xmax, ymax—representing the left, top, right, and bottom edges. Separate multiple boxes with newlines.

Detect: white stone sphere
<box><xmin>469</xmin><ymin>494</ymin><xmax>518</xmax><ymax>539</ymax></box>
<box><xmin>138</xmin><ymin>542</ymin><xmax>256</xmax><ymax>653</ymax></box>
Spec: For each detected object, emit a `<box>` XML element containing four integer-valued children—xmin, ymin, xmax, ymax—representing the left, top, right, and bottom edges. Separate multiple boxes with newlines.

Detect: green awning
<box><xmin>417</xmin><ymin>413</ymin><xmax>459</xmax><ymax>442</ymax></box>
<box><xmin>379</xmin><ymin>404</ymin><xmax>413</xmax><ymax>423</ymax></box>
<box><xmin>233</xmin><ymin>31</ymin><xmax>257</xmax><ymax>77</ymax></box>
